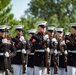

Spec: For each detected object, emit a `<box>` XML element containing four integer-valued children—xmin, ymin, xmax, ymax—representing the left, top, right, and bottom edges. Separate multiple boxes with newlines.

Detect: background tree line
<box><xmin>0</xmin><ymin>0</ymin><xmax>76</xmax><ymax>37</ymax></box>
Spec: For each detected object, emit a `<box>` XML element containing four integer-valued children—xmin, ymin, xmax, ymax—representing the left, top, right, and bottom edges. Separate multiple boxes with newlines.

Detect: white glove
<box><xmin>54</xmin><ymin>49</ymin><xmax>57</xmax><ymax>54</ymax></box>
<box><xmin>61</xmin><ymin>40</ymin><xmax>65</xmax><ymax>45</ymax></box>
<box><xmin>22</xmin><ymin>49</ymin><xmax>26</xmax><ymax>54</ymax></box>
<box><xmin>2</xmin><ymin>38</ymin><xmax>7</xmax><ymax>44</ymax></box>
<box><xmin>19</xmin><ymin>36</ymin><xmax>26</xmax><ymax>43</ymax></box>
<box><xmin>5</xmin><ymin>52</ymin><xmax>9</xmax><ymax>57</ymax></box>
<box><xmin>52</xmin><ymin>38</ymin><xmax>58</xmax><ymax>44</ymax></box>
<box><xmin>19</xmin><ymin>36</ymin><xmax>25</xmax><ymax>41</ymax></box>
<box><xmin>64</xmin><ymin>50</ymin><xmax>68</xmax><ymax>55</ymax></box>
<box><xmin>43</xmin><ymin>34</ymin><xmax>49</xmax><ymax>41</ymax></box>
<box><xmin>46</xmin><ymin>47</ymin><xmax>50</xmax><ymax>53</ymax></box>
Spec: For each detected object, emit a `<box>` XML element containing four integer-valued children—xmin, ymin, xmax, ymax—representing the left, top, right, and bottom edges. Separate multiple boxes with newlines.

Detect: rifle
<box><xmin>4</xmin><ymin>44</ymin><xmax>10</xmax><ymax>75</ymax></box>
<box><xmin>65</xmin><ymin>54</ymin><xmax>67</xmax><ymax>72</ymax></box>
<box><xmin>53</xmin><ymin>54</ymin><xmax>57</xmax><ymax>74</ymax></box>
<box><xmin>21</xmin><ymin>42</ymin><xmax>26</xmax><ymax>74</ymax></box>
<box><xmin>44</xmin><ymin>38</ymin><xmax>50</xmax><ymax>74</ymax></box>
<box><xmin>61</xmin><ymin>44</ymin><xmax>67</xmax><ymax>72</ymax></box>
<box><xmin>53</xmin><ymin>41</ymin><xmax>58</xmax><ymax>74</ymax></box>
<box><xmin>45</xmin><ymin>50</ymin><xmax>50</xmax><ymax>74</ymax></box>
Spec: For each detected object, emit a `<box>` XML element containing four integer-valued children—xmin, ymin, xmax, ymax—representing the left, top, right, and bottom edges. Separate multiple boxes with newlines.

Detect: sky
<box><xmin>11</xmin><ymin>0</ymin><xmax>31</xmax><ymax>20</ymax></box>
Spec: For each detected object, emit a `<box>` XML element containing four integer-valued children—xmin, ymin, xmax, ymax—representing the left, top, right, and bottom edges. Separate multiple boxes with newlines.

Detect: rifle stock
<box><xmin>65</xmin><ymin>54</ymin><xmax>67</xmax><ymax>72</ymax></box>
<box><xmin>21</xmin><ymin>53</ymin><xmax>26</xmax><ymax>74</ymax></box>
<box><xmin>21</xmin><ymin>43</ymin><xmax>26</xmax><ymax>74</ymax></box>
<box><xmin>45</xmin><ymin>51</ymin><xmax>50</xmax><ymax>74</ymax></box>
<box><xmin>53</xmin><ymin>41</ymin><xmax>58</xmax><ymax>74</ymax></box>
<box><xmin>53</xmin><ymin>54</ymin><xmax>57</xmax><ymax>74</ymax></box>
<box><xmin>4</xmin><ymin>58</ymin><xmax>9</xmax><ymax>75</ymax></box>
<box><xmin>4</xmin><ymin>44</ymin><xmax>9</xmax><ymax>75</ymax></box>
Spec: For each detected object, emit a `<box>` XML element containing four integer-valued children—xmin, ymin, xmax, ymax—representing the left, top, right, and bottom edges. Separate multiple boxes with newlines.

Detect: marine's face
<box><xmin>16</xmin><ymin>30</ymin><xmax>23</xmax><ymax>36</ymax></box>
<box><xmin>48</xmin><ymin>30</ymin><xmax>54</xmax><ymax>37</ymax></box>
<box><xmin>0</xmin><ymin>31</ymin><xmax>5</xmax><ymax>38</ymax></box>
<box><xmin>71</xmin><ymin>27</ymin><xmax>76</xmax><ymax>35</ymax></box>
<box><xmin>38</xmin><ymin>26</ymin><xmax>46</xmax><ymax>33</ymax></box>
<box><xmin>56</xmin><ymin>32</ymin><xmax>63</xmax><ymax>40</ymax></box>
<box><xmin>28</xmin><ymin>33</ymin><xmax>33</xmax><ymax>38</ymax></box>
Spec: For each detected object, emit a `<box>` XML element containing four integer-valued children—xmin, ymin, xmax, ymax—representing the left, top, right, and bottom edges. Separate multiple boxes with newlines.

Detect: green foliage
<box><xmin>0</xmin><ymin>0</ymin><xmax>20</xmax><ymax>37</ymax></box>
<box><xmin>1</xmin><ymin>0</ymin><xmax>76</xmax><ymax>37</ymax></box>
<box><xmin>0</xmin><ymin>0</ymin><xmax>13</xmax><ymax>25</ymax></box>
<box><xmin>0</xmin><ymin>0</ymin><xmax>11</xmax><ymax>11</ymax></box>
<box><xmin>25</xmin><ymin>0</ymin><xmax>76</xmax><ymax>31</ymax></box>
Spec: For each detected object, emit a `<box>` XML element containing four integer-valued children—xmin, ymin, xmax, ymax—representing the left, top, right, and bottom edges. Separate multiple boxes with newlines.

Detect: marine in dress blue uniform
<box><xmin>55</xmin><ymin>28</ymin><xmax>66</xmax><ymax>75</ymax></box>
<box><xmin>47</xmin><ymin>26</ymin><xmax>55</xmax><ymax>75</ymax></box>
<box><xmin>0</xmin><ymin>25</ymin><xmax>16</xmax><ymax>75</ymax></box>
<box><xmin>65</xmin><ymin>23</ymin><xmax>76</xmax><ymax>75</ymax></box>
<box><xmin>11</xmin><ymin>25</ymin><xmax>30</xmax><ymax>75</ymax></box>
<box><xmin>31</xmin><ymin>21</ymin><xmax>48</xmax><ymax>75</ymax></box>
<box><xmin>26</xmin><ymin>29</ymin><xmax>36</xmax><ymax>75</ymax></box>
